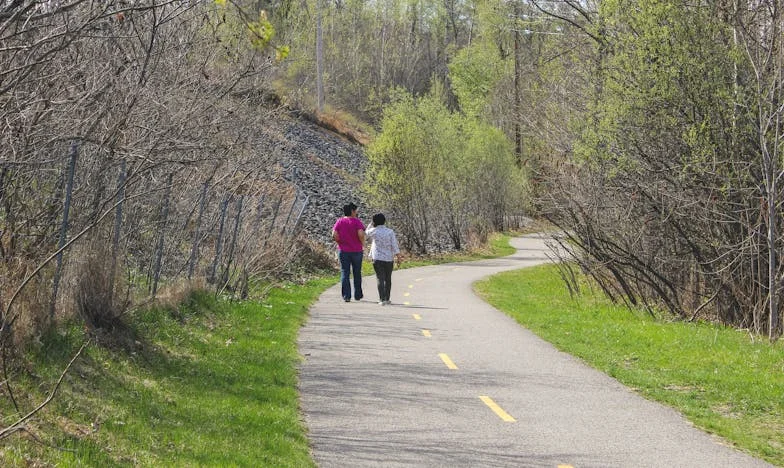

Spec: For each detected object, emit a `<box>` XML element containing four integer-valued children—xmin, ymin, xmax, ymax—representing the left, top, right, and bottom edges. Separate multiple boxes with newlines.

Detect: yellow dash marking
<box><xmin>422</xmin><ymin>329</ymin><xmax>431</xmax><ymax>337</ymax></box>
<box><xmin>408</xmin><ymin>284</ymin><xmax>414</xmax><ymax>289</ymax></box>
<box><xmin>557</xmin><ymin>465</ymin><xmax>574</xmax><ymax>468</ymax></box>
<box><xmin>479</xmin><ymin>396</ymin><xmax>516</xmax><ymax>422</ymax></box>
<box><xmin>415</xmin><ymin>278</ymin><xmax>424</xmax><ymax>282</ymax></box>
<box><xmin>412</xmin><ymin>314</ymin><xmax>421</xmax><ymax>320</ymax></box>
<box><xmin>404</xmin><ymin>301</ymin><xmax>410</xmax><ymax>305</ymax></box>
<box><xmin>403</xmin><ymin>292</ymin><xmax>410</xmax><ymax>297</ymax></box>
<box><xmin>439</xmin><ymin>353</ymin><xmax>458</xmax><ymax>370</ymax></box>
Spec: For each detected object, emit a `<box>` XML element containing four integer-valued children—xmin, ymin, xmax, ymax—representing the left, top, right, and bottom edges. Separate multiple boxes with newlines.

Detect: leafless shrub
<box><xmin>0</xmin><ymin>262</ymin><xmax>50</xmax><ymax>349</ymax></box>
<box><xmin>465</xmin><ymin>218</ymin><xmax>491</xmax><ymax>250</ymax></box>
<box><xmin>287</xmin><ymin>235</ymin><xmax>338</xmax><ymax>274</ymax></box>
<box><xmin>74</xmin><ymin>242</ymin><xmax>125</xmax><ymax>331</ymax></box>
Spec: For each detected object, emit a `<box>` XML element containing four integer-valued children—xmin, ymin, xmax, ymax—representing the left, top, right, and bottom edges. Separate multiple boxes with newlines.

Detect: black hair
<box><xmin>343</xmin><ymin>203</ymin><xmax>357</xmax><ymax>216</ymax></box>
<box><xmin>372</xmin><ymin>213</ymin><xmax>386</xmax><ymax>226</ymax></box>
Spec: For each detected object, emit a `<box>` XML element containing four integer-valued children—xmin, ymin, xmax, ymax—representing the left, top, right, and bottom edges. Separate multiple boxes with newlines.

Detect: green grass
<box><xmin>474</xmin><ymin>264</ymin><xmax>784</xmax><ymax>466</ymax></box>
<box><xmin>388</xmin><ymin>232</ymin><xmax>516</xmax><ymax>270</ymax></box>
<box><xmin>359</xmin><ymin>232</ymin><xmax>514</xmax><ymax>275</ymax></box>
<box><xmin>12</xmin><ymin>234</ymin><xmax>781</xmax><ymax>464</ymax></box>
<box><xmin>2</xmin><ymin>278</ymin><xmax>335</xmax><ymax>466</ymax></box>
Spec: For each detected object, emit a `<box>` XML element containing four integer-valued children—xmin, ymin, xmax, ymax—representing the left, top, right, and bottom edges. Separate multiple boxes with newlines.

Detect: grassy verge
<box><xmin>359</xmin><ymin>232</ymin><xmax>514</xmax><ymax>275</ymax></box>
<box><xmin>1</xmin><ymin>278</ymin><xmax>334</xmax><ymax>466</ymax></box>
<box><xmin>383</xmin><ymin>232</ymin><xmax>516</xmax><ymax>270</ymax></box>
<box><xmin>1</xmin><ymin>233</ymin><xmax>517</xmax><ymax>466</ymax></box>
<box><xmin>474</xmin><ymin>264</ymin><xmax>784</xmax><ymax>466</ymax></box>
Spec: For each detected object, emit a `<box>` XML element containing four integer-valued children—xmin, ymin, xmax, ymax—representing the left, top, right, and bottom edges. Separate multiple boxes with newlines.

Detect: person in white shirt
<box><xmin>365</xmin><ymin>213</ymin><xmax>401</xmax><ymax>305</ymax></box>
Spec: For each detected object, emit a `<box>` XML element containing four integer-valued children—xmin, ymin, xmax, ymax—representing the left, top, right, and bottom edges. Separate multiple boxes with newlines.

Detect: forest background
<box><xmin>1</xmin><ymin>0</ymin><xmax>784</xmax><ymax>460</ymax></box>
<box><xmin>287</xmin><ymin>0</ymin><xmax>784</xmax><ymax>340</ymax></box>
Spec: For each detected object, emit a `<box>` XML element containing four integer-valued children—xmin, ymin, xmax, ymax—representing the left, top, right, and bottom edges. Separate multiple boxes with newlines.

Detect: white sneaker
<box><xmin>383</xmin><ymin>300</ymin><xmax>391</xmax><ymax>305</ymax></box>
<box><xmin>378</xmin><ymin>301</ymin><xmax>385</xmax><ymax>305</ymax></box>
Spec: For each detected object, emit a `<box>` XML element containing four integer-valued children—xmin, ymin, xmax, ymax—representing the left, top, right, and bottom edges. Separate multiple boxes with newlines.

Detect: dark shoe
<box><xmin>355</xmin><ymin>296</ymin><xmax>363</xmax><ymax>301</ymax></box>
<box><xmin>344</xmin><ymin>298</ymin><xmax>351</xmax><ymax>302</ymax></box>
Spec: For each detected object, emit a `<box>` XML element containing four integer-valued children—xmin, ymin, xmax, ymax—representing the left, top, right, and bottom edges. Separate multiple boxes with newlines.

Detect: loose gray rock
<box><xmin>256</xmin><ymin>113</ymin><xmax>369</xmax><ymax>246</ymax></box>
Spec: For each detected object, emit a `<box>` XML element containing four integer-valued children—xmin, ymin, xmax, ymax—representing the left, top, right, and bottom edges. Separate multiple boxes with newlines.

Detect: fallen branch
<box><xmin>0</xmin><ymin>339</ymin><xmax>90</xmax><ymax>441</ymax></box>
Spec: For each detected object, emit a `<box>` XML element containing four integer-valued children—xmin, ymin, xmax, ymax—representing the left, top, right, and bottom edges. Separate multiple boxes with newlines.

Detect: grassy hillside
<box><xmin>1</xmin><ymin>280</ymin><xmax>332</xmax><ymax>466</ymax></box>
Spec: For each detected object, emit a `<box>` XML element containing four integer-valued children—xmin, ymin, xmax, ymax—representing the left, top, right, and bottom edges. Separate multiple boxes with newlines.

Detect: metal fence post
<box><xmin>261</xmin><ymin>196</ymin><xmax>282</xmax><ymax>251</ymax></box>
<box><xmin>209</xmin><ymin>195</ymin><xmax>230</xmax><ymax>284</ymax></box>
<box><xmin>151</xmin><ymin>173</ymin><xmax>173</xmax><ymax>298</ymax></box>
<box><xmin>290</xmin><ymin>195</ymin><xmax>310</xmax><ymax>235</ymax></box>
<box><xmin>109</xmin><ymin>159</ymin><xmax>126</xmax><ymax>302</ymax></box>
<box><xmin>221</xmin><ymin>195</ymin><xmax>244</xmax><ymax>287</ymax></box>
<box><xmin>280</xmin><ymin>191</ymin><xmax>299</xmax><ymax>235</ymax></box>
<box><xmin>188</xmin><ymin>181</ymin><xmax>209</xmax><ymax>280</ymax></box>
<box><xmin>50</xmin><ymin>142</ymin><xmax>78</xmax><ymax>321</ymax></box>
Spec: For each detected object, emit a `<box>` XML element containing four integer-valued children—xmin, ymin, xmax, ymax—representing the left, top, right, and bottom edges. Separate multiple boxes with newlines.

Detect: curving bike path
<box><xmin>298</xmin><ymin>234</ymin><xmax>772</xmax><ymax>467</ymax></box>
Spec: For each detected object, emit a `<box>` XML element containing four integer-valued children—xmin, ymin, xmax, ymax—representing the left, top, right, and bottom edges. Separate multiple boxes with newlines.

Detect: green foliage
<box><xmin>247</xmin><ymin>11</ymin><xmax>275</xmax><ymax>50</ymax></box>
<box><xmin>580</xmin><ymin>0</ymin><xmax>737</xmax><ymax>168</ymax></box>
<box><xmin>211</xmin><ymin>0</ymin><xmax>284</xmax><ymax>58</ymax></box>
<box><xmin>365</xmin><ymin>85</ymin><xmax>526</xmax><ymax>251</ymax></box>
<box><xmin>476</xmin><ymin>264</ymin><xmax>784</xmax><ymax>466</ymax></box>
<box><xmin>448</xmin><ymin>42</ymin><xmax>505</xmax><ymax>117</ymax></box>
<box><xmin>464</xmin><ymin>119</ymin><xmax>528</xmax><ymax>225</ymax></box>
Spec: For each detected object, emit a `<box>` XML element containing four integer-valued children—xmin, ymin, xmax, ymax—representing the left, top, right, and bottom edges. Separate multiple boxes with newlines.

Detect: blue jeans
<box><xmin>339</xmin><ymin>251</ymin><xmax>363</xmax><ymax>301</ymax></box>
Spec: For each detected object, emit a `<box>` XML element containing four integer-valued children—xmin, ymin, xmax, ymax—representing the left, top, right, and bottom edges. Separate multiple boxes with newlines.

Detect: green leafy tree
<box><xmin>365</xmin><ymin>84</ymin><xmax>526</xmax><ymax>252</ymax></box>
<box><xmin>448</xmin><ymin>42</ymin><xmax>506</xmax><ymax>118</ymax></box>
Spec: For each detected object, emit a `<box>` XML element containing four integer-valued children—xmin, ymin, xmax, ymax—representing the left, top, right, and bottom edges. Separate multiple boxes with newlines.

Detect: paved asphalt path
<box><xmin>298</xmin><ymin>234</ymin><xmax>772</xmax><ymax>468</ymax></box>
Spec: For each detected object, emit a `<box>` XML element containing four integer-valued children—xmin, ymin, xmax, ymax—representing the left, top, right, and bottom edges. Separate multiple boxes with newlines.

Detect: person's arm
<box><xmin>357</xmin><ymin>218</ymin><xmax>367</xmax><ymax>246</ymax></box>
<box><xmin>391</xmin><ymin>232</ymin><xmax>401</xmax><ymax>267</ymax></box>
<box><xmin>332</xmin><ymin>229</ymin><xmax>339</xmax><ymax>243</ymax></box>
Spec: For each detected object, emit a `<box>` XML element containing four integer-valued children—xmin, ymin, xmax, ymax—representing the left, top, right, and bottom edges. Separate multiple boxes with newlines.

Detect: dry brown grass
<box><xmin>0</xmin><ymin>259</ymin><xmax>53</xmax><ymax>350</ymax></box>
<box><xmin>310</xmin><ymin>109</ymin><xmax>373</xmax><ymax>146</ymax></box>
<box><xmin>154</xmin><ymin>278</ymin><xmax>206</xmax><ymax>312</ymax></box>
<box><xmin>73</xmin><ymin>244</ymin><xmax>125</xmax><ymax>331</ymax></box>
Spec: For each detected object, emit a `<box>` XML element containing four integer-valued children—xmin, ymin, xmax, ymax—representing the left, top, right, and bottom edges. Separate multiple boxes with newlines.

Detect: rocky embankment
<box><xmin>262</xmin><ymin>112</ymin><xmax>370</xmax><ymax>245</ymax></box>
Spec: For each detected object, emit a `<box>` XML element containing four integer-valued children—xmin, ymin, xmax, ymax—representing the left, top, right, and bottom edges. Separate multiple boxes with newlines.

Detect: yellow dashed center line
<box><xmin>404</xmin><ymin>301</ymin><xmax>411</xmax><ymax>305</ymax></box>
<box><xmin>439</xmin><ymin>353</ymin><xmax>458</xmax><ymax>369</ymax></box>
<box><xmin>415</xmin><ymin>278</ymin><xmax>424</xmax><ymax>282</ymax></box>
<box><xmin>412</xmin><ymin>314</ymin><xmax>421</xmax><ymax>320</ymax></box>
<box><xmin>403</xmin><ymin>292</ymin><xmax>410</xmax><ymax>297</ymax></box>
<box><xmin>557</xmin><ymin>465</ymin><xmax>575</xmax><ymax>468</ymax></box>
<box><xmin>479</xmin><ymin>396</ymin><xmax>516</xmax><ymax>422</ymax></box>
<box><xmin>422</xmin><ymin>329</ymin><xmax>431</xmax><ymax>337</ymax></box>
<box><xmin>408</xmin><ymin>284</ymin><xmax>414</xmax><ymax>289</ymax></box>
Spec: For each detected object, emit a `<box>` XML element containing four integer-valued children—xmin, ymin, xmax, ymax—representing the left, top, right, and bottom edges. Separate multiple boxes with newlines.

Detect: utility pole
<box><xmin>513</xmin><ymin>0</ymin><xmax>523</xmax><ymax>166</ymax></box>
<box><xmin>316</xmin><ymin>0</ymin><xmax>325</xmax><ymax>113</ymax></box>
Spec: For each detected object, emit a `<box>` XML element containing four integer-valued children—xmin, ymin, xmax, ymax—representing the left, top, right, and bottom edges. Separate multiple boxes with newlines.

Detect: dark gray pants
<box><xmin>372</xmin><ymin>260</ymin><xmax>394</xmax><ymax>302</ymax></box>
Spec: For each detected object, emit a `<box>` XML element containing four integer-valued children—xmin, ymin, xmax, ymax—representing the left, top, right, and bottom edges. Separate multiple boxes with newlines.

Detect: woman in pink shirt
<box><xmin>332</xmin><ymin>203</ymin><xmax>366</xmax><ymax>302</ymax></box>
